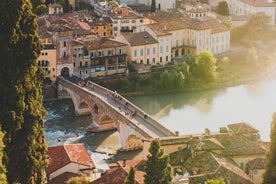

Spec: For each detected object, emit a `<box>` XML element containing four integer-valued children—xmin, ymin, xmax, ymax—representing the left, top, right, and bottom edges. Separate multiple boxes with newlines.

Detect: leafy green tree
<box><xmin>31</xmin><ymin>0</ymin><xmax>45</xmax><ymax>10</ymax></box>
<box><xmin>247</xmin><ymin>47</ymin><xmax>259</xmax><ymax>64</ymax></box>
<box><xmin>222</xmin><ymin>19</ymin><xmax>233</xmax><ymax>29</ymax></box>
<box><xmin>216</xmin><ymin>1</ymin><xmax>229</xmax><ymax>16</ymax></box>
<box><xmin>0</xmin><ymin>0</ymin><xmax>47</xmax><ymax>183</ymax></box>
<box><xmin>0</xmin><ymin>128</ymin><xmax>7</xmax><ymax>184</ymax></box>
<box><xmin>144</xmin><ymin>139</ymin><xmax>172</xmax><ymax>184</ymax></box>
<box><xmin>34</xmin><ymin>4</ymin><xmax>48</xmax><ymax>15</ymax></box>
<box><xmin>124</xmin><ymin>166</ymin><xmax>136</xmax><ymax>184</ymax></box>
<box><xmin>64</xmin><ymin>0</ymin><xmax>71</xmax><ymax>12</ymax></box>
<box><xmin>151</xmin><ymin>0</ymin><xmax>156</xmax><ymax>12</ymax></box>
<box><xmin>192</xmin><ymin>50</ymin><xmax>217</xmax><ymax>83</ymax></box>
<box><xmin>66</xmin><ymin>176</ymin><xmax>92</xmax><ymax>184</ymax></box>
<box><xmin>205</xmin><ymin>178</ymin><xmax>226</xmax><ymax>184</ymax></box>
<box><xmin>263</xmin><ymin>113</ymin><xmax>276</xmax><ymax>183</ymax></box>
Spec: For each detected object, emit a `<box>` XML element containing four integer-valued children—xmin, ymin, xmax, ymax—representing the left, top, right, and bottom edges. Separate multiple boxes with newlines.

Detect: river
<box><xmin>44</xmin><ymin>70</ymin><xmax>276</xmax><ymax>165</ymax></box>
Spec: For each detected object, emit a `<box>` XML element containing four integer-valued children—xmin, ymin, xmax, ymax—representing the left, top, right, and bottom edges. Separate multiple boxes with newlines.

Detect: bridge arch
<box><xmin>79</xmin><ymin>101</ymin><xmax>89</xmax><ymax>109</ymax></box>
<box><xmin>59</xmin><ymin>89</ymin><xmax>70</xmax><ymax>98</ymax></box>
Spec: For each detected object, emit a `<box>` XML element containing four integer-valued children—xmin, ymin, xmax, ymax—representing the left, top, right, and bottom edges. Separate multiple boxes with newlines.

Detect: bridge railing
<box><xmin>87</xmin><ymin>81</ymin><xmax>176</xmax><ymax>137</ymax></box>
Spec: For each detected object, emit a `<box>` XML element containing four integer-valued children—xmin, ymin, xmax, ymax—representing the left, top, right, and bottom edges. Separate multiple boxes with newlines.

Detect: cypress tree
<box><xmin>0</xmin><ymin>0</ymin><xmax>48</xmax><ymax>184</ymax></box>
<box><xmin>151</xmin><ymin>0</ymin><xmax>156</xmax><ymax>12</ymax></box>
<box><xmin>0</xmin><ymin>128</ymin><xmax>7</xmax><ymax>184</ymax></box>
<box><xmin>124</xmin><ymin>166</ymin><xmax>136</xmax><ymax>184</ymax></box>
<box><xmin>144</xmin><ymin>139</ymin><xmax>172</xmax><ymax>184</ymax></box>
<box><xmin>263</xmin><ymin>113</ymin><xmax>276</xmax><ymax>183</ymax></box>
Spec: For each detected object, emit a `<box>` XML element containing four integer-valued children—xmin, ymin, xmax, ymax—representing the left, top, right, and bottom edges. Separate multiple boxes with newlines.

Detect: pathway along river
<box><xmin>44</xmin><ymin>70</ymin><xmax>276</xmax><ymax>165</ymax></box>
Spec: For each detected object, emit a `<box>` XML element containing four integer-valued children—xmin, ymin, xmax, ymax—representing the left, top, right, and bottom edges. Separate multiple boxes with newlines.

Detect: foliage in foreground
<box><xmin>205</xmin><ymin>178</ymin><xmax>226</xmax><ymax>184</ymax></box>
<box><xmin>66</xmin><ymin>176</ymin><xmax>92</xmax><ymax>184</ymax></box>
<box><xmin>0</xmin><ymin>0</ymin><xmax>47</xmax><ymax>183</ymax></box>
<box><xmin>263</xmin><ymin>113</ymin><xmax>276</xmax><ymax>183</ymax></box>
<box><xmin>144</xmin><ymin>139</ymin><xmax>172</xmax><ymax>184</ymax></box>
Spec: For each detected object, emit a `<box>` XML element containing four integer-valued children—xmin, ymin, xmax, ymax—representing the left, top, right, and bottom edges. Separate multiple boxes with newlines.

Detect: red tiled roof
<box><xmin>123</xmin><ymin>31</ymin><xmax>158</xmax><ymax>46</ymax></box>
<box><xmin>91</xmin><ymin>166</ymin><xmax>145</xmax><ymax>184</ymax></box>
<box><xmin>227</xmin><ymin>122</ymin><xmax>259</xmax><ymax>134</ymax></box>
<box><xmin>46</xmin><ymin>144</ymin><xmax>95</xmax><ymax>175</ymax></box>
<box><xmin>49</xmin><ymin>3</ymin><xmax>63</xmax><ymax>8</ymax></box>
<box><xmin>247</xmin><ymin>157</ymin><xmax>266</xmax><ymax>170</ymax></box>
<box><xmin>47</xmin><ymin>172</ymin><xmax>80</xmax><ymax>184</ymax></box>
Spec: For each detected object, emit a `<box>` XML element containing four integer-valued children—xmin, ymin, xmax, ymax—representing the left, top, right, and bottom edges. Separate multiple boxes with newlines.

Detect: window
<box><xmin>254</xmin><ymin>170</ymin><xmax>258</xmax><ymax>176</ymax></box>
<box><xmin>160</xmin><ymin>57</ymin><xmax>162</xmax><ymax>62</ymax></box>
<box><xmin>140</xmin><ymin>19</ymin><xmax>143</xmax><ymax>23</ymax></box>
<box><xmin>147</xmin><ymin>59</ymin><xmax>149</xmax><ymax>64</ymax></box>
<box><xmin>153</xmin><ymin>58</ymin><xmax>155</xmax><ymax>64</ymax></box>
<box><xmin>160</xmin><ymin>46</ymin><xmax>163</xmax><ymax>53</ymax></box>
<box><xmin>63</xmin><ymin>41</ymin><xmax>66</xmax><ymax>47</ymax></box>
<box><xmin>153</xmin><ymin>47</ymin><xmax>156</xmax><ymax>54</ymax></box>
<box><xmin>114</xmin><ymin>27</ymin><xmax>118</xmax><ymax>31</ymax></box>
<box><xmin>119</xmin><ymin>49</ymin><xmax>122</xmax><ymax>54</ymax></box>
<box><xmin>166</xmin><ymin>45</ymin><xmax>169</xmax><ymax>52</ymax></box>
<box><xmin>140</xmin><ymin>49</ymin><xmax>143</xmax><ymax>56</ymax></box>
<box><xmin>166</xmin><ymin>56</ymin><xmax>168</xmax><ymax>61</ymax></box>
<box><xmin>132</xmin><ymin>20</ymin><xmax>136</xmax><ymax>23</ymax></box>
<box><xmin>147</xmin><ymin>48</ymin><xmax>150</xmax><ymax>55</ymax></box>
<box><xmin>134</xmin><ymin>49</ymin><xmax>137</xmax><ymax>57</ymax></box>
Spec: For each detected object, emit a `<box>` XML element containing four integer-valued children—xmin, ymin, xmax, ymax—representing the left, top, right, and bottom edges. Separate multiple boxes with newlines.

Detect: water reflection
<box><xmin>127</xmin><ymin>72</ymin><xmax>276</xmax><ymax>141</ymax></box>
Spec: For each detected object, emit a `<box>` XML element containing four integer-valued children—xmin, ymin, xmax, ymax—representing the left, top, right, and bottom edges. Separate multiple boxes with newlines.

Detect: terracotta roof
<box><xmin>47</xmin><ymin>172</ymin><xmax>80</xmax><ymax>184</ymax></box>
<box><xmin>49</xmin><ymin>3</ymin><xmax>63</xmax><ymax>8</ymax></box>
<box><xmin>184</xmin><ymin>152</ymin><xmax>254</xmax><ymax>184</ymax></box>
<box><xmin>247</xmin><ymin>157</ymin><xmax>266</xmax><ymax>170</ymax></box>
<box><xmin>123</xmin><ymin>31</ymin><xmax>158</xmax><ymax>46</ymax></box>
<box><xmin>46</xmin><ymin>144</ymin><xmax>94</xmax><ymax>175</ymax></box>
<box><xmin>262</xmin><ymin>141</ymin><xmax>270</xmax><ymax>150</ymax></box>
<box><xmin>227</xmin><ymin>122</ymin><xmax>259</xmax><ymax>134</ymax></box>
<box><xmin>109</xmin><ymin>9</ymin><xmax>144</xmax><ymax>19</ymax></box>
<box><xmin>145</xmin><ymin>11</ymin><xmax>229</xmax><ymax>33</ymax></box>
<box><xmin>91</xmin><ymin>160</ymin><xmax>145</xmax><ymax>184</ymax></box>
<box><xmin>76</xmin><ymin>36</ymin><xmax>127</xmax><ymax>50</ymax></box>
<box><xmin>169</xmin><ymin>148</ymin><xmax>191</xmax><ymax>165</ymax></box>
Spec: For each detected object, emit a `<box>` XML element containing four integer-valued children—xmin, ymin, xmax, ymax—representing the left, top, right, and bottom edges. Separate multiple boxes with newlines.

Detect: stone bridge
<box><xmin>57</xmin><ymin>76</ymin><xmax>176</xmax><ymax>151</ymax></box>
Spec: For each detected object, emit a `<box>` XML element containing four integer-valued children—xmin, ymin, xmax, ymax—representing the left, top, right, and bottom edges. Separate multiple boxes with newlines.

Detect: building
<box><xmin>246</xmin><ymin>157</ymin><xmax>266</xmax><ymax>184</ymax></box>
<box><xmin>88</xmin><ymin>17</ymin><xmax>114</xmax><ymax>38</ymax></box>
<box><xmin>119</xmin><ymin>0</ymin><xmax>176</xmax><ymax>11</ymax></box>
<box><xmin>228</xmin><ymin>0</ymin><xmax>276</xmax><ymax>25</ymax></box>
<box><xmin>46</xmin><ymin>144</ymin><xmax>96</xmax><ymax>183</ymax></box>
<box><xmin>48</xmin><ymin>3</ymin><xmax>63</xmax><ymax>15</ymax></box>
<box><xmin>109</xmin><ymin>7</ymin><xmax>145</xmax><ymax>37</ymax></box>
<box><xmin>151</xmin><ymin>122</ymin><xmax>267</xmax><ymax>183</ymax></box>
<box><xmin>38</xmin><ymin>20</ymin><xmax>57</xmax><ymax>84</ymax></box>
<box><xmin>118</xmin><ymin>31</ymin><xmax>160</xmax><ymax>70</ymax></box>
<box><xmin>37</xmin><ymin>14</ymin><xmax>95</xmax><ymax>79</ymax></box>
<box><xmin>72</xmin><ymin>36</ymin><xmax>128</xmax><ymax>78</ymax></box>
<box><xmin>145</xmin><ymin>10</ymin><xmax>230</xmax><ymax>57</ymax></box>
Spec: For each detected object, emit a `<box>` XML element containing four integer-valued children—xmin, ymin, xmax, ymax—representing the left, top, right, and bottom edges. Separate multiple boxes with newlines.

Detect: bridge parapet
<box><xmin>87</xmin><ymin>81</ymin><xmax>175</xmax><ymax>137</ymax></box>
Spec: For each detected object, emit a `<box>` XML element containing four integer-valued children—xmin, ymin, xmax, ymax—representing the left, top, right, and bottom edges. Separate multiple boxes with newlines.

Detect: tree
<box><xmin>124</xmin><ymin>166</ymin><xmax>136</xmax><ymax>184</ymax></box>
<box><xmin>151</xmin><ymin>0</ymin><xmax>156</xmax><ymax>12</ymax></box>
<box><xmin>192</xmin><ymin>50</ymin><xmax>217</xmax><ymax>83</ymax></box>
<box><xmin>216</xmin><ymin>1</ymin><xmax>229</xmax><ymax>16</ymax></box>
<box><xmin>66</xmin><ymin>176</ymin><xmax>92</xmax><ymax>184</ymax></box>
<box><xmin>34</xmin><ymin>4</ymin><xmax>48</xmax><ymax>15</ymax></box>
<box><xmin>144</xmin><ymin>139</ymin><xmax>172</xmax><ymax>184</ymax></box>
<box><xmin>0</xmin><ymin>0</ymin><xmax>47</xmax><ymax>183</ymax></box>
<box><xmin>205</xmin><ymin>178</ymin><xmax>226</xmax><ymax>184</ymax></box>
<box><xmin>263</xmin><ymin>113</ymin><xmax>276</xmax><ymax>183</ymax></box>
<box><xmin>31</xmin><ymin>0</ymin><xmax>45</xmax><ymax>10</ymax></box>
<box><xmin>247</xmin><ymin>47</ymin><xmax>259</xmax><ymax>64</ymax></box>
<box><xmin>0</xmin><ymin>128</ymin><xmax>7</xmax><ymax>184</ymax></box>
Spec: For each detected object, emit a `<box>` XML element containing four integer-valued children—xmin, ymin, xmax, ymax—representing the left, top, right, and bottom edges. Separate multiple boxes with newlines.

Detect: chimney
<box><xmin>123</xmin><ymin>159</ymin><xmax>126</xmax><ymax>167</ymax></box>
